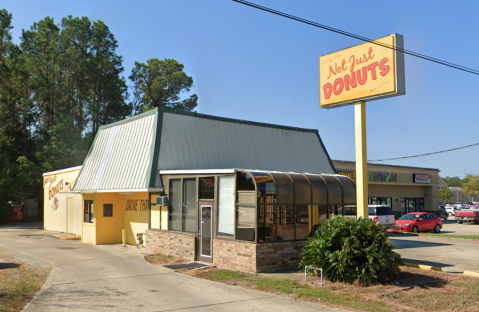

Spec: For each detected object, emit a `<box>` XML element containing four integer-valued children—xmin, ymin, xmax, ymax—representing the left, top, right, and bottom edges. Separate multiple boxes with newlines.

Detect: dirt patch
<box><xmin>144</xmin><ymin>253</ymin><xmax>188</xmax><ymax>266</ymax></box>
<box><xmin>145</xmin><ymin>253</ymin><xmax>479</xmax><ymax>312</ymax></box>
<box><xmin>0</xmin><ymin>247</ymin><xmax>51</xmax><ymax>312</ymax></box>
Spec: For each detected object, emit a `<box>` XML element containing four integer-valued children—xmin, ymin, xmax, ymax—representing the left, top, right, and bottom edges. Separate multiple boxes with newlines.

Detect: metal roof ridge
<box><xmin>98</xmin><ymin>108</ymin><xmax>158</xmax><ymax>131</ymax></box>
<box><xmin>158</xmin><ymin>107</ymin><xmax>320</xmax><ymax>133</ymax></box>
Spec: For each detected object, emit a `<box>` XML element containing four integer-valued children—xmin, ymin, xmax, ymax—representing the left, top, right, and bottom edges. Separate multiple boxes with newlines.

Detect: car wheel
<box><xmin>434</xmin><ymin>224</ymin><xmax>441</xmax><ymax>233</ymax></box>
<box><xmin>412</xmin><ymin>226</ymin><xmax>419</xmax><ymax>233</ymax></box>
<box><xmin>458</xmin><ymin>221</ymin><xmax>463</xmax><ymax>224</ymax></box>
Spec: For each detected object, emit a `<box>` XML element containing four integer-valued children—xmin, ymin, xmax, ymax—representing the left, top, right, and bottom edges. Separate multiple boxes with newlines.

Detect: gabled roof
<box><xmin>73</xmin><ymin>108</ymin><xmax>335</xmax><ymax>192</ymax></box>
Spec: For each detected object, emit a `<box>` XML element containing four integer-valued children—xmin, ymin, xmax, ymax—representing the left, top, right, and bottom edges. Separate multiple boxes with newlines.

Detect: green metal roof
<box><xmin>74</xmin><ymin>107</ymin><xmax>336</xmax><ymax>191</ymax></box>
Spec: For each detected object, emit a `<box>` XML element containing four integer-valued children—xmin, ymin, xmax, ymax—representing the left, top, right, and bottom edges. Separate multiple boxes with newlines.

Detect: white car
<box><xmin>454</xmin><ymin>203</ymin><xmax>464</xmax><ymax>210</ymax></box>
<box><xmin>339</xmin><ymin>205</ymin><xmax>396</xmax><ymax>228</ymax></box>
<box><xmin>445</xmin><ymin>204</ymin><xmax>456</xmax><ymax>216</ymax></box>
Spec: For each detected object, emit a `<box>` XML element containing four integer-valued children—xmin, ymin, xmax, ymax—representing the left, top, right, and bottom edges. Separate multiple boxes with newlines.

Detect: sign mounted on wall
<box><xmin>337</xmin><ymin>171</ymin><xmax>356</xmax><ymax>179</ymax></box>
<box><xmin>319</xmin><ymin>34</ymin><xmax>405</xmax><ymax>108</ymax></box>
<box><xmin>413</xmin><ymin>174</ymin><xmax>431</xmax><ymax>184</ymax></box>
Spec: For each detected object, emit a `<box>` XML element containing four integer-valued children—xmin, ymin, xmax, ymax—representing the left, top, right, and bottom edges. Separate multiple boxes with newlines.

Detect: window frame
<box><xmin>84</xmin><ymin>200</ymin><xmax>94</xmax><ymax>223</ymax></box>
<box><xmin>103</xmin><ymin>203</ymin><xmax>113</xmax><ymax>217</ymax></box>
<box><xmin>167</xmin><ymin>177</ymin><xmax>198</xmax><ymax>233</ymax></box>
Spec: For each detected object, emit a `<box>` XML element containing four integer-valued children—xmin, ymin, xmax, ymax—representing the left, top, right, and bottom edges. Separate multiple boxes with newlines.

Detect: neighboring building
<box><xmin>448</xmin><ymin>187</ymin><xmax>478</xmax><ymax>204</ymax></box>
<box><xmin>43</xmin><ymin>166</ymin><xmax>83</xmax><ymax>235</ymax></box>
<box><xmin>333</xmin><ymin>160</ymin><xmax>440</xmax><ymax>218</ymax></box>
<box><xmin>41</xmin><ymin>107</ymin><xmax>355</xmax><ymax>273</ymax></box>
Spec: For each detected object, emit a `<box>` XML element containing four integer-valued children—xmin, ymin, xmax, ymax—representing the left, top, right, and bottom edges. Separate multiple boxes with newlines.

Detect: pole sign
<box><xmin>319</xmin><ymin>34</ymin><xmax>405</xmax><ymax>108</ymax></box>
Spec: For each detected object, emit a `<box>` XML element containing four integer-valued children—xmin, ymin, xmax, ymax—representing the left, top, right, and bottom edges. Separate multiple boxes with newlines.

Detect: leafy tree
<box><xmin>300</xmin><ymin>216</ymin><xmax>401</xmax><ymax>285</ymax></box>
<box><xmin>439</xmin><ymin>186</ymin><xmax>453</xmax><ymax>202</ymax></box>
<box><xmin>39</xmin><ymin>116</ymin><xmax>90</xmax><ymax>172</ymax></box>
<box><xmin>442</xmin><ymin>176</ymin><xmax>462</xmax><ymax>187</ymax></box>
<box><xmin>59</xmin><ymin>16</ymin><xmax>131</xmax><ymax>136</ymax></box>
<box><xmin>130</xmin><ymin>58</ymin><xmax>198</xmax><ymax>114</ymax></box>
<box><xmin>0</xmin><ymin>11</ymin><xmax>133</xmax><ymax>214</ymax></box>
<box><xmin>463</xmin><ymin>174</ymin><xmax>479</xmax><ymax>200</ymax></box>
<box><xmin>20</xmin><ymin>17</ymin><xmax>62</xmax><ymax>144</ymax></box>
<box><xmin>0</xmin><ymin>152</ymin><xmax>18</xmax><ymax>223</ymax></box>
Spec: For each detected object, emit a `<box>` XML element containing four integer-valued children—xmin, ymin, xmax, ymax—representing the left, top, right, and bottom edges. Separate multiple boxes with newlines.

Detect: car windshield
<box><xmin>375</xmin><ymin>207</ymin><xmax>393</xmax><ymax>215</ymax></box>
<box><xmin>399</xmin><ymin>214</ymin><xmax>420</xmax><ymax>220</ymax></box>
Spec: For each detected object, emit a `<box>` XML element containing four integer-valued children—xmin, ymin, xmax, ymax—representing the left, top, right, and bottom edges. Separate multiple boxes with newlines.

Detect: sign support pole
<box><xmin>355</xmin><ymin>101</ymin><xmax>369</xmax><ymax>219</ymax></box>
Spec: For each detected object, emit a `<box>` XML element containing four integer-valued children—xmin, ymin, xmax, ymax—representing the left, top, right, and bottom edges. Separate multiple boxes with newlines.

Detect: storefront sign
<box><xmin>370</xmin><ymin>171</ymin><xmax>397</xmax><ymax>183</ymax></box>
<box><xmin>413</xmin><ymin>174</ymin><xmax>431</xmax><ymax>184</ymax></box>
<box><xmin>203</xmin><ymin>179</ymin><xmax>214</xmax><ymax>187</ymax></box>
<box><xmin>337</xmin><ymin>171</ymin><xmax>356</xmax><ymax>179</ymax></box>
<box><xmin>319</xmin><ymin>34</ymin><xmax>405</xmax><ymax>108</ymax></box>
<box><xmin>125</xmin><ymin>199</ymin><xmax>149</xmax><ymax>211</ymax></box>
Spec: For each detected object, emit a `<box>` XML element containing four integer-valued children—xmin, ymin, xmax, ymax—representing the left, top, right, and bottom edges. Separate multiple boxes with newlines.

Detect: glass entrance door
<box><xmin>405</xmin><ymin>198</ymin><xmax>425</xmax><ymax>213</ymax></box>
<box><xmin>199</xmin><ymin>204</ymin><xmax>212</xmax><ymax>261</ymax></box>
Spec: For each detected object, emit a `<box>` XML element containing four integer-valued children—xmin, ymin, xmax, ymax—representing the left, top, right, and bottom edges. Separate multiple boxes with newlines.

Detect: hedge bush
<box><xmin>300</xmin><ymin>216</ymin><xmax>401</xmax><ymax>285</ymax></box>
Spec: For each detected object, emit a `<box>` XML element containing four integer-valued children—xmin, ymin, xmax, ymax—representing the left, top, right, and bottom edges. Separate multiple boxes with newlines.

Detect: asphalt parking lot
<box><xmin>390</xmin><ymin>216</ymin><xmax>479</xmax><ymax>273</ymax></box>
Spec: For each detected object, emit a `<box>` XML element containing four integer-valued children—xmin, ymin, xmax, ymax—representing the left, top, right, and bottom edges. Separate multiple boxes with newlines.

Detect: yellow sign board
<box><xmin>319</xmin><ymin>34</ymin><xmax>405</xmax><ymax>108</ymax></box>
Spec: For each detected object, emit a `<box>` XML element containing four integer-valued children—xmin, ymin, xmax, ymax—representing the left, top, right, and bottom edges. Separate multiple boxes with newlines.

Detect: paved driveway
<box><xmin>0</xmin><ymin>224</ymin><xmax>340</xmax><ymax>312</ymax></box>
<box><xmin>390</xmin><ymin>218</ymin><xmax>479</xmax><ymax>273</ymax></box>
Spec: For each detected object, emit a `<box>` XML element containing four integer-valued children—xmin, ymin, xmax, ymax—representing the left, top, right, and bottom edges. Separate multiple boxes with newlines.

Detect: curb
<box><xmin>402</xmin><ymin>262</ymin><xmax>442</xmax><ymax>271</ymax></box>
<box><xmin>46</xmin><ymin>234</ymin><xmax>81</xmax><ymax>240</ymax></box>
<box><xmin>463</xmin><ymin>270</ymin><xmax>479</xmax><ymax>278</ymax></box>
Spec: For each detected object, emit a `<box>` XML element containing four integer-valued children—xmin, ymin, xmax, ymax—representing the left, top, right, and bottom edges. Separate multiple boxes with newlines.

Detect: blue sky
<box><xmin>4</xmin><ymin>0</ymin><xmax>479</xmax><ymax>178</ymax></box>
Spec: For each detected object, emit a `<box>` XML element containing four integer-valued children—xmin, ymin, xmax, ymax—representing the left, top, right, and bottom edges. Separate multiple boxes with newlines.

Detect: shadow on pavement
<box><xmin>401</xmin><ymin>258</ymin><xmax>454</xmax><ymax>268</ymax></box>
<box><xmin>0</xmin><ymin>262</ymin><xmax>21</xmax><ymax>269</ymax></box>
<box><xmin>0</xmin><ymin>221</ymin><xmax>43</xmax><ymax>230</ymax></box>
<box><xmin>389</xmin><ymin>238</ymin><xmax>452</xmax><ymax>249</ymax></box>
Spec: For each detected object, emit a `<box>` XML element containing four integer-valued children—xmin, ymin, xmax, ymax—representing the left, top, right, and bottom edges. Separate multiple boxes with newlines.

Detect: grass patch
<box><xmin>0</xmin><ymin>248</ymin><xmax>51</xmax><ymax>312</ymax></box>
<box><xmin>212</xmin><ymin>270</ymin><xmax>244</xmax><ymax>281</ymax></box>
<box><xmin>254</xmin><ymin>277</ymin><xmax>389</xmax><ymax>312</ymax></box>
<box><xmin>181</xmin><ymin>266</ymin><xmax>479</xmax><ymax>312</ymax></box>
<box><xmin>146</xmin><ymin>253</ymin><xmax>479</xmax><ymax>311</ymax></box>
<box><xmin>418</xmin><ymin>233</ymin><xmax>479</xmax><ymax>240</ymax></box>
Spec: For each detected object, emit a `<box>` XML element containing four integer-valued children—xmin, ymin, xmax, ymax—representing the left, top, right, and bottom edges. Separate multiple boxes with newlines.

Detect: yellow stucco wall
<box><xmin>43</xmin><ymin>167</ymin><xmax>82</xmax><ymax>235</ymax></box>
<box><xmin>95</xmin><ymin>193</ymin><xmax>121</xmax><ymax>244</ymax></box>
<box><xmin>81</xmin><ymin>194</ymin><xmax>96</xmax><ymax>244</ymax></box>
<box><xmin>81</xmin><ymin>192</ymin><xmax>150</xmax><ymax>245</ymax></box>
<box><xmin>149</xmin><ymin>194</ymin><xmax>168</xmax><ymax>230</ymax></box>
<box><xmin>122</xmin><ymin>193</ymin><xmax>149</xmax><ymax>245</ymax></box>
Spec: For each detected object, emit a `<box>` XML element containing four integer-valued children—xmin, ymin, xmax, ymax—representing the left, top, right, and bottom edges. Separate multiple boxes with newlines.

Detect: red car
<box><xmin>392</xmin><ymin>212</ymin><xmax>442</xmax><ymax>233</ymax></box>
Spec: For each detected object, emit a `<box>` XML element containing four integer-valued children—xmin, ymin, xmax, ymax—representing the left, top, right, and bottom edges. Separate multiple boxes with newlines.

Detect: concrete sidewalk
<box><xmin>0</xmin><ymin>225</ymin><xmax>343</xmax><ymax>312</ymax></box>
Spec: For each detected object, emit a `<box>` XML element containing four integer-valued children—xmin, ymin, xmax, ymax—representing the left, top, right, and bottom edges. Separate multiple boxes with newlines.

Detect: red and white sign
<box><xmin>413</xmin><ymin>174</ymin><xmax>431</xmax><ymax>184</ymax></box>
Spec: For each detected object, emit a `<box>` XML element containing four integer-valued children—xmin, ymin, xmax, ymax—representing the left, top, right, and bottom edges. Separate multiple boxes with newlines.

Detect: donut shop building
<box><xmin>67</xmin><ymin>108</ymin><xmax>356</xmax><ymax>273</ymax></box>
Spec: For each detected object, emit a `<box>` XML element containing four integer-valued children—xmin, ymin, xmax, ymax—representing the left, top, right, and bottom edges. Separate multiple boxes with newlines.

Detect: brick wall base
<box><xmin>213</xmin><ymin>238</ymin><xmax>307</xmax><ymax>273</ymax></box>
<box><xmin>256</xmin><ymin>241</ymin><xmax>307</xmax><ymax>273</ymax></box>
<box><xmin>145</xmin><ymin>230</ymin><xmax>196</xmax><ymax>261</ymax></box>
<box><xmin>213</xmin><ymin>239</ymin><xmax>257</xmax><ymax>273</ymax></box>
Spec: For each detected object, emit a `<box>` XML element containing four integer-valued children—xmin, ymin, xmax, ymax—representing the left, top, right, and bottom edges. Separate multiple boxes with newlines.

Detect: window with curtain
<box><xmin>183</xmin><ymin>178</ymin><xmax>197</xmax><ymax>233</ymax></box>
<box><xmin>217</xmin><ymin>176</ymin><xmax>235</xmax><ymax>237</ymax></box>
<box><xmin>168</xmin><ymin>179</ymin><xmax>182</xmax><ymax>231</ymax></box>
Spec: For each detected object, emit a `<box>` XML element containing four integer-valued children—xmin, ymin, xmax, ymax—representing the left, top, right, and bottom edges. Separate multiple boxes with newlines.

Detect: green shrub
<box><xmin>300</xmin><ymin>216</ymin><xmax>401</xmax><ymax>285</ymax></box>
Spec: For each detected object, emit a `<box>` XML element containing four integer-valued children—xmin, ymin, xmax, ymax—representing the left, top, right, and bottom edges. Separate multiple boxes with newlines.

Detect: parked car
<box><xmin>439</xmin><ymin>206</ymin><xmax>448</xmax><ymax>220</ymax></box>
<box><xmin>392</xmin><ymin>212</ymin><xmax>443</xmax><ymax>233</ymax></box>
<box><xmin>454</xmin><ymin>202</ymin><xmax>464</xmax><ymax>210</ymax></box>
<box><xmin>338</xmin><ymin>205</ymin><xmax>395</xmax><ymax>228</ymax></box>
<box><xmin>444</xmin><ymin>204</ymin><xmax>455</xmax><ymax>216</ymax></box>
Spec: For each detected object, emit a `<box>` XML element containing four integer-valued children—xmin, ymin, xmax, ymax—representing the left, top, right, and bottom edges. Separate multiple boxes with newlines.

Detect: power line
<box><xmin>232</xmin><ymin>0</ymin><xmax>479</xmax><ymax>76</ymax></box>
<box><xmin>232</xmin><ymin>0</ymin><xmax>479</xmax><ymax>163</ymax></box>
<box><xmin>368</xmin><ymin>142</ymin><xmax>479</xmax><ymax>162</ymax></box>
